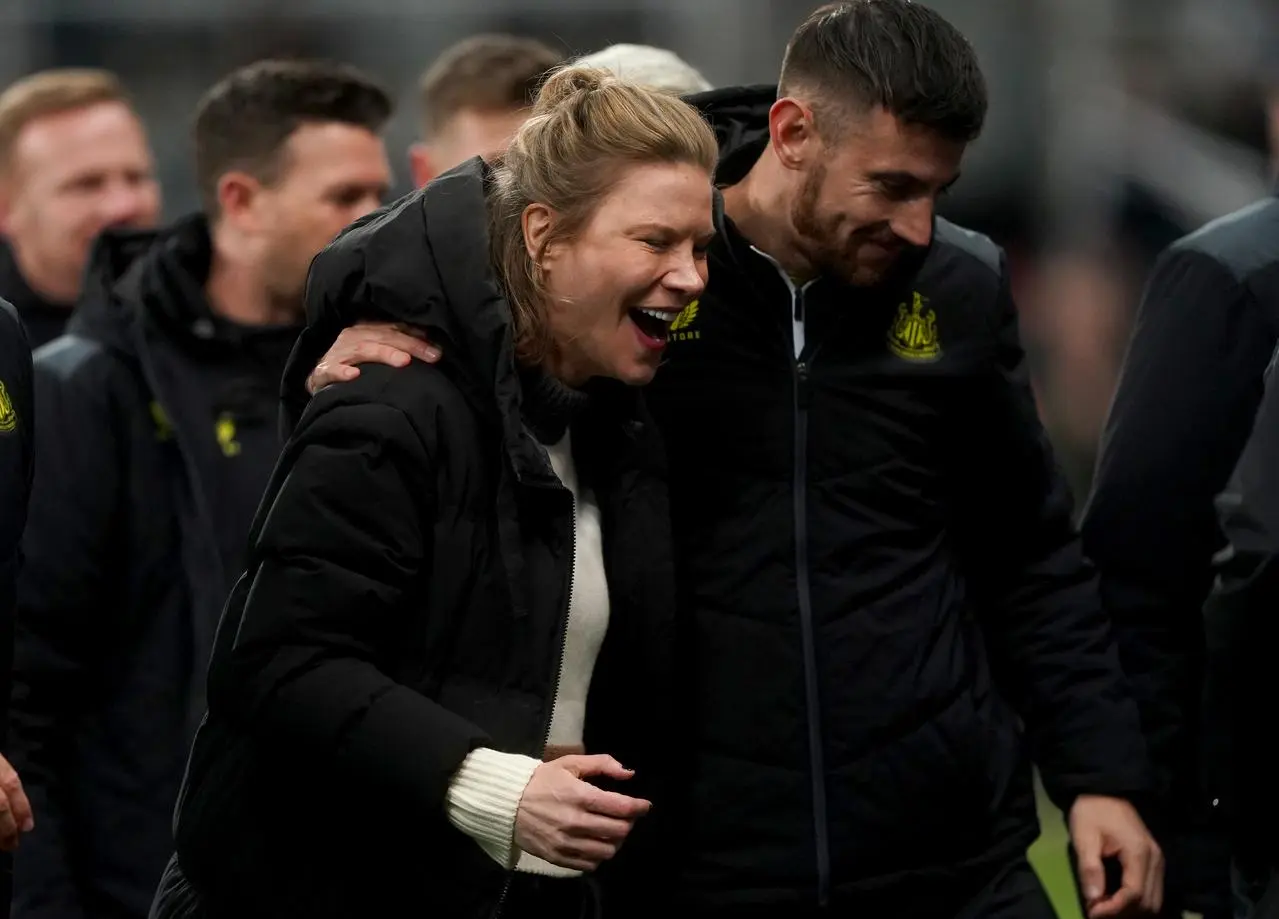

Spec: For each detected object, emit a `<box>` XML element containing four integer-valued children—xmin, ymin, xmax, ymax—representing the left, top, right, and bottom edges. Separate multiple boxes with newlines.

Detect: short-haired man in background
<box><xmin>11</xmin><ymin>59</ymin><xmax>392</xmax><ymax>919</ymax></box>
<box><xmin>407</xmin><ymin>33</ymin><xmax>561</xmax><ymax>186</ymax></box>
<box><xmin>0</xmin><ymin>69</ymin><xmax>160</xmax><ymax>347</ymax></box>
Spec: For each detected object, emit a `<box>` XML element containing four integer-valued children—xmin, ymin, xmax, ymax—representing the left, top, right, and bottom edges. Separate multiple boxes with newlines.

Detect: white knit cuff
<box><xmin>444</xmin><ymin>748</ymin><xmax>541</xmax><ymax>868</ymax></box>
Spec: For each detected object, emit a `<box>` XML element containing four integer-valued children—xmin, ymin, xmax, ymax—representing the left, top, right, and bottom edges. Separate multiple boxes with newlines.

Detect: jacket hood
<box><xmin>283</xmin><ymin>157</ymin><xmax>526</xmax><ymax>458</ymax></box>
<box><xmin>685</xmin><ymin>84</ymin><xmax>776</xmax><ymax>184</ymax></box>
<box><xmin>70</xmin><ymin>214</ymin><xmax>239</xmax><ymax>357</ymax></box>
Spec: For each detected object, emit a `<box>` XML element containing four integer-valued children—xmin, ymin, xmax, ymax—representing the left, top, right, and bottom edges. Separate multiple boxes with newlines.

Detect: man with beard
<box><xmin>0</xmin><ymin>70</ymin><xmax>160</xmax><ymax>347</ymax></box>
<box><xmin>10</xmin><ymin>59</ymin><xmax>392</xmax><ymax>919</ymax></box>
<box><xmin>296</xmin><ymin>3</ymin><xmax>1162</xmax><ymax>916</ymax></box>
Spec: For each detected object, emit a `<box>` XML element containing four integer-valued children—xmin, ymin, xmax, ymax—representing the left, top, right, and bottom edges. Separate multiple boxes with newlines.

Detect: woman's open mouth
<box><xmin>628</xmin><ymin>307</ymin><xmax>679</xmax><ymax>350</ymax></box>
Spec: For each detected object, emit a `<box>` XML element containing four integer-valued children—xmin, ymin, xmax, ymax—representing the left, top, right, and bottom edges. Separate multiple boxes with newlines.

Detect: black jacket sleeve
<box><xmin>11</xmin><ymin>352</ymin><xmax>123</xmax><ymax>919</ymax></box>
<box><xmin>214</xmin><ymin>378</ymin><xmax>490</xmax><ymax>817</ymax></box>
<box><xmin>0</xmin><ymin>300</ymin><xmax>33</xmax><ymax>919</ymax></box>
<box><xmin>1081</xmin><ymin>248</ymin><xmax>1277</xmax><ymax>819</ymax></box>
<box><xmin>956</xmin><ymin>257</ymin><xmax>1149</xmax><ymax>811</ymax></box>
<box><xmin>0</xmin><ymin>299</ymin><xmax>33</xmax><ymax>743</ymax></box>
<box><xmin>1200</xmin><ymin>343</ymin><xmax>1279</xmax><ymax>863</ymax></box>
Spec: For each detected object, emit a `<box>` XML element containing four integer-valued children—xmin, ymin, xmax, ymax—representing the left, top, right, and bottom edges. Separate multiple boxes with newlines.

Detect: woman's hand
<box><xmin>513</xmin><ymin>754</ymin><xmax>651</xmax><ymax>872</ymax></box>
<box><xmin>306</xmin><ymin>322</ymin><xmax>440</xmax><ymax>395</ymax></box>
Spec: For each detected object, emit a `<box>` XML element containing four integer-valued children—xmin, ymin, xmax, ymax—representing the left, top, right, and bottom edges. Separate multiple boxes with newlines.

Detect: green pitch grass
<box><xmin>1029</xmin><ymin>783</ymin><xmax>1084</xmax><ymax>919</ymax></box>
<box><xmin>1030</xmin><ymin>783</ymin><xmax>1201</xmax><ymax>919</ymax></box>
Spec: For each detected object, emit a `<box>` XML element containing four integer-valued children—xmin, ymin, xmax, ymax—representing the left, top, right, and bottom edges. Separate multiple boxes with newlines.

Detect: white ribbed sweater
<box><xmin>443</xmin><ymin>431</ymin><xmax>610</xmax><ymax>876</ymax></box>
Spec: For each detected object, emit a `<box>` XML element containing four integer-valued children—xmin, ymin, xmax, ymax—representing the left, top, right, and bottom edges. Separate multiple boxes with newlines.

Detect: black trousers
<box><xmin>682</xmin><ymin>858</ymin><xmax>1057</xmax><ymax>919</ymax></box>
<box><xmin>150</xmin><ymin>855</ymin><xmax>602</xmax><ymax>919</ymax></box>
<box><xmin>503</xmin><ymin>873</ymin><xmax>601</xmax><ymax>918</ymax></box>
<box><xmin>955</xmin><ymin>858</ymin><xmax>1059</xmax><ymax>919</ymax></box>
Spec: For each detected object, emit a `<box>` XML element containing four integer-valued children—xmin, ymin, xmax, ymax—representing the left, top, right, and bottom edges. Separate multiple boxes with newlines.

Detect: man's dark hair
<box><xmin>779</xmin><ymin>0</ymin><xmax>987</xmax><ymax>143</ymax></box>
<box><xmin>417</xmin><ymin>34</ymin><xmax>562</xmax><ymax>138</ymax></box>
<box><xmin>193</xmin><ymin>58</ymin><xmax>393</xmax><ymax>215</ymax></box>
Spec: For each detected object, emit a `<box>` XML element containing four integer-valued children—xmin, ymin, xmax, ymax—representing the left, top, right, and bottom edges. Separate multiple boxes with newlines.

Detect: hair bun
<box><xmin>534</xmin><ymin>64</ymin><xmax>613</xmax><ymax>111</ymax></box>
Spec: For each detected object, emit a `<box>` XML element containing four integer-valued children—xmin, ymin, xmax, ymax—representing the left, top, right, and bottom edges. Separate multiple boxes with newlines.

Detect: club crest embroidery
<box><xmin>670</xmin><ymin>299</ymin><xmax>700</xmax><ymax>341</ymax></box>
<box><xmin>0</xmin><ymin>381</ymin><xmax>16</xmax><ymax>433</ymax></box>
<box><xmin>888</xmin><ymin>292</ymin><xmax>941</xmax><ymax>362</ymax></box>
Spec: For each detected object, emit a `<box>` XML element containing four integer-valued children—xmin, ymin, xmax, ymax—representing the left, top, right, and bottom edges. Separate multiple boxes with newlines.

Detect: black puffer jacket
<box><xmin>0</xmin><ymin>297</ymin><xmax>32</xmax><ymax>737</ymax></box>
<box><xmin>642</xmin><ymin>86</ymin><xmax>1150</xmax><ymax>914</ymax></box>
<box><xmin>0</xmin><ymin>297</ymin><xmax>33</xmax><ymax>919</ymax></box>
<box><xmin>162</xmin><ymin>160</ymin><xmax>677</xmax><ymax>918</ymax></box>
<box><xmin>1202</xmin><ymin>340</ymin><xmax>1279</xmax><ymax>869</ymax></box>
<box><xmin>12</xmin><ymin>216</ymin><xmax>295</xmax><ymax>919</ymax></box>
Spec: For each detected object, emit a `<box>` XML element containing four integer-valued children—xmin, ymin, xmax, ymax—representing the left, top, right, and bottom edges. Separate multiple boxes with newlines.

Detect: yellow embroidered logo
<box><xmin>888</xmin><ymin>292</ymin><xmax>941</xmax><ymax>361</ymax></box>
<box><xmin>149</xmin><ymin>401</ymin><xmax>174</xmax><ymax>441</ymax></box>
<box><xmin>0</xmin><ymin>381</ymin><xmax>17</xmax><ymax>433</ymax></box>
<box><xmin>669</xmin><ymin>299</ymin><xmax>700</xmax><ymax>341</ymax></box>
<box><xmin>215</xmin><ymin>413</ymin><xmax>242</xmax><ymax>457</ymax></box>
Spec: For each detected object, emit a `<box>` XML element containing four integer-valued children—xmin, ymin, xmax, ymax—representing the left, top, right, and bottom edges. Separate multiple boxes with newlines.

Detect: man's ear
<box><xmin>409</xmin><ymin>143</ymin><xmax>435</xmax><ymax>188</ymax></box>
<box><xmin>216</xmin><ymin>171</ymin><xmax>265</xmax><ymax>233</ymax></box>
<box><xmin>768</xmin><ymin>97</ymin><xmax>820</xmax><ymax>172</ymax></box>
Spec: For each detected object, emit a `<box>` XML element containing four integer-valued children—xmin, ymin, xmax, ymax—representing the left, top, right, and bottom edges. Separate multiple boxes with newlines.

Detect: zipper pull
<box><xmin>796</xmin><ymin>361</ymin><xmax>812</xmax><ymax>410</ymax></box>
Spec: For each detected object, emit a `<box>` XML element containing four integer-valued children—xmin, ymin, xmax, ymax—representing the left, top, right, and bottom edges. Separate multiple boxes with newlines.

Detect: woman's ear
<box><xmin>522</xmin><ymin>202</ymin><xmax>554</xmax><ymax>263</ymax></box>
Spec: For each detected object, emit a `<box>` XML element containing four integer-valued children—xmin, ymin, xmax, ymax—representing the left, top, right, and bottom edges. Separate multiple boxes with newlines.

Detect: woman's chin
<box><xmin>603</xmin><ymin>359</ymin><xmax>660</xmax><ymax>387</ymax></box>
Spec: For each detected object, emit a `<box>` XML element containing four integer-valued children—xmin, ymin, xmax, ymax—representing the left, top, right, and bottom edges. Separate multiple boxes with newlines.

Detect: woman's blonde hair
<box><xmin>488</xmin><ymin>63</ymin><xmax>719</xmax><ymax>365</ymax></box>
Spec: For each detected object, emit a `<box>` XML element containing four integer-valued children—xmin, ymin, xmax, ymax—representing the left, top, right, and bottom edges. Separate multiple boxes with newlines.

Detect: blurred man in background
<box><xmin>0</xmin><ymin>70</ymin><xmax>160</xmax><ymax>348</ymax></box>
<box><xmin>10</xmin><ymin>59</ymin><xmax>392</xmax><ymax>919</ymax></box>
<box><xmin>407</xmin><ymin>33</ymin><xmax>561</xmax><ymax>186</ymax></box>
<box><xmin>1082</xmin><ymin>188</ymin><xmax>1279</xmax><ymax>919</ymax></box>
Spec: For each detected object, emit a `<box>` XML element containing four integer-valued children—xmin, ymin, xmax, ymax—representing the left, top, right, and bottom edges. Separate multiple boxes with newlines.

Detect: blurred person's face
<box><xmin>409</xmin><ymin>106</ymin><xmax>530</xmax><ymax>187</ymax></box>
<box><xmin>526</xmin><ymin>160</ymin><xmax>715</xmax><ymax>387</ymax></box>
<box><xmin>772</xmin><ymin>100</ymin><xmax>965</xmax><ymax>286</ymax></box>
<box><xmin>0</xmin><ymin>100</ymin><xmax>160</xmax><ymax>303</ymax></box>
<box><xmin>234</xmin><ymin>121</ymin><xmax>390</xmax><ymax>316</ymax></box>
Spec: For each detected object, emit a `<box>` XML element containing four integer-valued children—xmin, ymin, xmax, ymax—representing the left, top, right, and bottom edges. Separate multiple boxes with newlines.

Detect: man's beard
<box><xmin>791</xmin><ymin>163</ymin><xmax>913</xmax><ymax>288</ymax></box>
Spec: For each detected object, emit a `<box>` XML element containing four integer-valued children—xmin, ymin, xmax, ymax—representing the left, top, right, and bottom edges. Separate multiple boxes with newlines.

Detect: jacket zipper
<box><xmin>494</xmin><ymin>483</ymin><xmax>576</xmax><ymax>919</ymax></box>
<box><xmin>133</xmin><ymin>339</ymin><xmax>226</xmax><ymax>740</ymax></box>
<box><xmin>791</xmin><ymin>293</ymin><xmax>831</xmax><ymax>908</ymax></box>
<box><xmin>539</xmin><ymin>485</ymin><xmax>576</xmax><ymax>767</ymax></box>
<box><xmin>753</xmin><ymin>258</ymin><xmax>830</xmax><ymax>907</ymax></box>
<box><xmin>134</xmin><ymin>344</ymin><xmax>223</xmax><ymax>579</ymax></box>
<box><xmin>755</xmin><ymin>247</ymin><xmax>830</xmax><ymax>905</ymax></box>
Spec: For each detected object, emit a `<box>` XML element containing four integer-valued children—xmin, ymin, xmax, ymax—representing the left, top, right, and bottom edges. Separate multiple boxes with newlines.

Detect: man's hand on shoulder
<box><xmin>306</xmin><ymin>322</ymin><xmax>441</xmax><ymax>395</ymax></box>
<box><xmin>1070</xmin><ymin>794</ymin><xmax>1163</xmax><ymax>917</ymax></box>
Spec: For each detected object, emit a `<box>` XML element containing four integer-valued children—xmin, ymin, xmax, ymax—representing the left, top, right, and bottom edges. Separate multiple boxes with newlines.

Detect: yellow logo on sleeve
<box><xmin>888</xmin><ymin>292</ymin><xmax>941</xmax><ymax>361</ymax></box>
<box><xmin>0</xmin><ymin>381</ymin><xmax>17</xmax><ymax>433</ymax></box>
